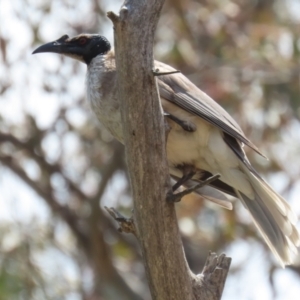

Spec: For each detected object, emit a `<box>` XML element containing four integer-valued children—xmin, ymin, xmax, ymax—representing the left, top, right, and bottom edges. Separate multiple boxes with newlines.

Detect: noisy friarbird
<box><xmin>33</xmin><ymin>34</ymin><xmax>300</xmax><ymax>266</ymax></box>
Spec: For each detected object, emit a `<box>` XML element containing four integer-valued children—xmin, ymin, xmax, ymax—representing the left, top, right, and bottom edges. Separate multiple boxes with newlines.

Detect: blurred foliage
<box><xmin>0</xmin><ymin>0</ymin><xmax>300</xmax><ymax>299</ymax></box>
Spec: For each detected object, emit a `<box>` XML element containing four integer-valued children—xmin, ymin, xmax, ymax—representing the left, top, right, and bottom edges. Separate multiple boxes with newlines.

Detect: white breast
<box><xmin>86</xmin><ymin>55</ymin><xmax>124</xmax><ymax>142</ymax></box>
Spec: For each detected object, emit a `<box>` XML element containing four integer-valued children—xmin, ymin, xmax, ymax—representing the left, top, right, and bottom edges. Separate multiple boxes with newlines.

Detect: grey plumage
<box><xmin>33</xmin><ymin>34</ymin><xmax>300</xmax><ymax>266</ymax></box>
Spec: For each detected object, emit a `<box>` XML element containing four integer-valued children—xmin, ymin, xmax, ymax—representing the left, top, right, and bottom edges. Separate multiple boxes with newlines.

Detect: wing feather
<box><xmin>155</xmin><ymin>61</ymin><xmax>266</xmax><ymax>158</ymax></box>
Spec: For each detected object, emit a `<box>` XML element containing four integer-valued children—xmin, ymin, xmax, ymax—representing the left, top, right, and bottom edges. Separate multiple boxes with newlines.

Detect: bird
<box><xmin>33</xmin><ymin>33</ymin><xmax>299</xmax><ymax>266</ymax></box>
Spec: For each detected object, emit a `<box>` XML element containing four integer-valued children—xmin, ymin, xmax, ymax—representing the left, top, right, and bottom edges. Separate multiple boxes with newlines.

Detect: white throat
<box><xmin>85</xmin><ymin>54</ymin><xmax>123</xmax><ymax>142</ymax></box>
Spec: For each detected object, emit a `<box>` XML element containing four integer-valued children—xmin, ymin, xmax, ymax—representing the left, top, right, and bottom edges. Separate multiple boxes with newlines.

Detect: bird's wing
<box><xmin>155</xmin><ymin>61</ymin><xmax>266</xmax><ymax>158</ymax></box>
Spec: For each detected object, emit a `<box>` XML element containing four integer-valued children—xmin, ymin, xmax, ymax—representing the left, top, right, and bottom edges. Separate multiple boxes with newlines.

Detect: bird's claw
<box><xmin>167</xmin><ymin>174</ymin><xmax>221</xmax><ymax>203</ymax></box>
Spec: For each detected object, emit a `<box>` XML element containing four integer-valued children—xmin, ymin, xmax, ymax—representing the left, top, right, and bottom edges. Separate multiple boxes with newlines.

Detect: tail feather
<box><xmin>290</xmin><ymin>226</ymin><xmax>300</xmax><ymax>247</ymax></box>
<box><xmin>238</xmin><ymin>165</ymin><xmax>300</xmax><ymax>266</ymax></box>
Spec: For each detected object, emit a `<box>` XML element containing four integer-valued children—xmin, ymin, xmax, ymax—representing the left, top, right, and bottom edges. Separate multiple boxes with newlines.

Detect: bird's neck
<box><xmin>88</xmin><ymin>54</ymin><xmax>107</xmax><ymax>72</ymax></box>
<box><xmin>88</xmin><ymin>49</ymin><xmax>115</xmax><ymax>69</ymax></box>
<box><xmin>86</xmin><ymin>50</ymin><xmax>117</xmax><ymax>104</ymax></box>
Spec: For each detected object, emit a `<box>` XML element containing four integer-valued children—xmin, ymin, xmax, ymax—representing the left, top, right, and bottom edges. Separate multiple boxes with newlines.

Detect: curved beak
<box><xmin>32</xmin><ymin>35</ymin><xmax>69</xmax><ymax>55</ymax></box>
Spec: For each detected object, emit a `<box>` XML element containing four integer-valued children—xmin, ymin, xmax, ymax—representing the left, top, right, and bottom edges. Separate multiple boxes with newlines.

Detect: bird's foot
<box><xmin>105</xmin><ymin>207</ymin><xmax>136</xmax><ymax>235</ymax></box>
<box><xmin>164</xmin><ymin>112</ymin><xmax>197</xmax><ymax>132</ymax></box>
<box><xmin>171</xmin><ymin>165</ymin><xmax>196</xmax><ymax>192</ymax></box>
<box><xmin>167</xmin><ymin>174</ymin><xmax>221</xmax><ymax>203</ymax></box>
<box><xmin>152</xmin><ymin>68</ymin><xmax>181</xmax><ymax>76</ymax></box>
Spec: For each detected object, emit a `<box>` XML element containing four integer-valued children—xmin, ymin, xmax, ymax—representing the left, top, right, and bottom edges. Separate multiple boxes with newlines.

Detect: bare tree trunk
<box><xmin>107</xmin><ymin>1</ymin><xmax>231</xmax><ymax>299</ymax></box>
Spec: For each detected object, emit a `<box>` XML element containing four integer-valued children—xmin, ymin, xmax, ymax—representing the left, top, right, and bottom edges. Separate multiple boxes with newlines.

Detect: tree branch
<box><xmin>0</xmin><ymin>153</ymin><xmax>143</xmax><ymax>300</ymax></box>
<box><xmin>0</xmin><ymin>155</ymin><xmax>89</xmax><ymax>247</ymax></box>
<box><xmin>0</xmin><ymin>131</ymin><xmax>87</xmax><ymax>202</ymax></box>
<box><xmin>192</xmin><ymin>252</ymin><xmax>231</xmax><ymax>299</ymax></box>
<box><xmin>108</xmin><ymin>1</ymin><xmax>194</xmax><ymax>299</ymax></box>
<box><xmin>107</xmin><ymin>1</ymin><xmax>231</xmax><ymax>299</ymax></box>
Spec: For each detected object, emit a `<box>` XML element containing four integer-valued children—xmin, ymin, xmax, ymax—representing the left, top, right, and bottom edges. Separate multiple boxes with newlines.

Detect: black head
<box><xmin>32</xmin><ymin>34</ymin><xmax>111</xmax><ymax>64</ymax></box>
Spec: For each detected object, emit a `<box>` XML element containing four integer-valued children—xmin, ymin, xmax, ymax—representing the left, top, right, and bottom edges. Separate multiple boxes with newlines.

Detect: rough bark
<box><xmin>107</xmin><ymin>1</ymin><xmax>231</xmax><ymax>299</ymax></box>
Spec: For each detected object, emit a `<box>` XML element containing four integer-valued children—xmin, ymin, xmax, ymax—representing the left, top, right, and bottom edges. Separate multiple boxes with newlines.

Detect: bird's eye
<box><xmin>79</xmin><ymin>37</ymin><xmax>87</xmax><ymax>45</ymax></box>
